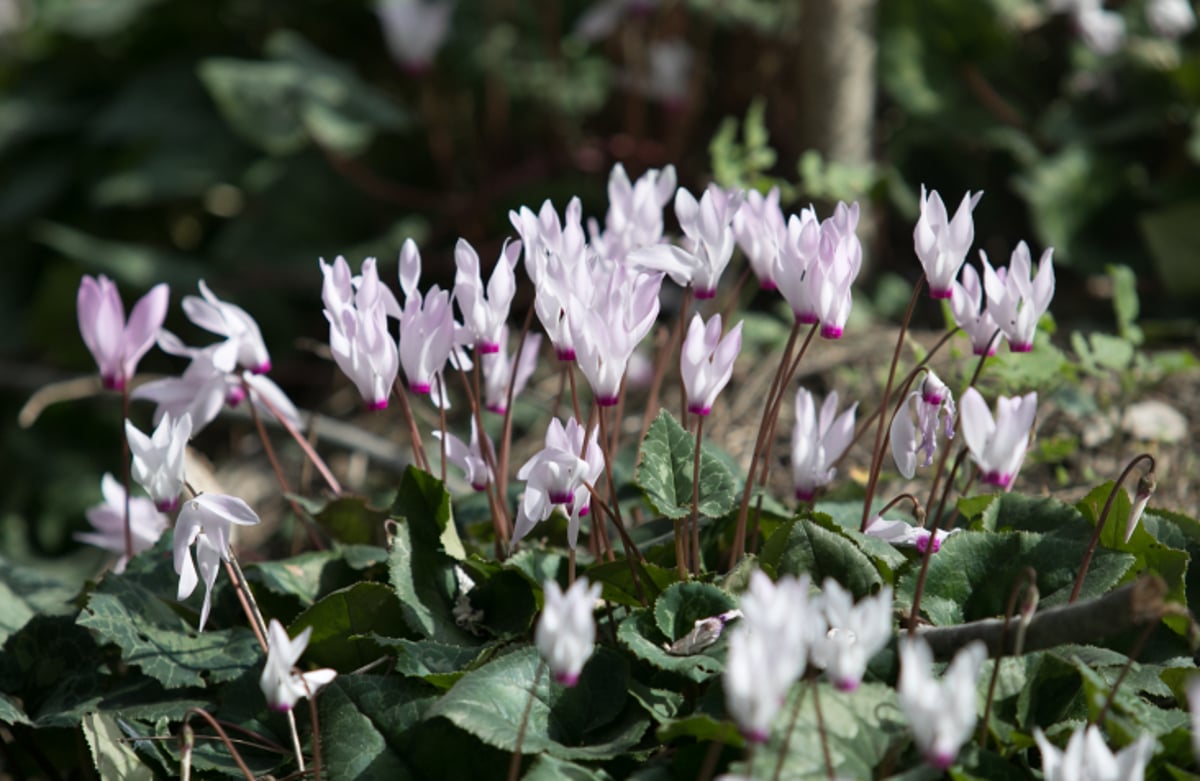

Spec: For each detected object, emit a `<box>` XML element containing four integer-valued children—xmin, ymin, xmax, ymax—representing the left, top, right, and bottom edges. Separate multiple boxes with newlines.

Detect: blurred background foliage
<box><xmin>2</xmin><ymin>0</ymin><xmax>1198</xmax><ymax>563</ymax></box>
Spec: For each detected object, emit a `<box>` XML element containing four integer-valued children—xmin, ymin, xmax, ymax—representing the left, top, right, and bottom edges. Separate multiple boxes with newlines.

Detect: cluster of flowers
<box><xmin>1049</xmin><ymin>0</ymin><xmax>1196</xmax><ymax>57</ymax></box>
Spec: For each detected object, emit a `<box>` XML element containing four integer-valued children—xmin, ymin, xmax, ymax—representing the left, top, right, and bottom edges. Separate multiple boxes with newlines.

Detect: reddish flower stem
<box><xmin>1070</xmin><ymin>454</ymin><xmax>1156</xmax><ymax>603</ymax></box>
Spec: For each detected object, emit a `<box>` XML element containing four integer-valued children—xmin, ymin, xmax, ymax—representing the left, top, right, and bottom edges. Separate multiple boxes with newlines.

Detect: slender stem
<box><xmin>697</xmin><ymin>737</ymin><xmax>725</xmax><ymax>781</ymax></box>
<box><xmin>183</xmin><ymin>709</ymin><xmax>256</xmax><ymax>781</ymax></box>
<box><xmin>771</xmin><ymin>684</ymin><xmax>809</xmax><ymax>781</ymax></box>
<box><xmin>732</xmin><ymin>319</ymin><xmax>803</xmax><ymax>562</ymax></box>
<box><xmin>251</xmin><ymin>384</ymin><xmax>343</xmax><ymax>496</ymax></box>
<box><xmin>932</xmin><ymin>451</ymin><xmax>973</xmax><ymax>535</ymax></box>
<box><xmin>674</xmin><ymin>518</ymin><xmax>688</xmax><ymax>579</ymax></box>
<box><xmin>1090</xmin><ymin>619</ymin><xmax>1157</xmax><ymax>728</ymax></box>
<box><xmin>637</xmin><ymin>325</ymin><xmax>672</xmax><ymax>448</ymax></box>
<box><xmin>285</xmin><ymin>710</ymin><xmax>306</xmax><ymax>774</ymax></box>
<box><xmin>677</xmin><ymin>288</ymin><xmax>693</xmax><ymax>425</ymax></box>
<box><xmin>861</xmin><ymin>275</ymin><xmax>926</xmax><ymax>531</ymax></box>
<box><xmin>596</xmin><ymin>406</ymin><xmax>647</xmax><ymax>605</ymax></box>
<box><xmin>690</xmin><ymin>414</ymin><xmax>705</xmax><ymax>575</ymax></box>
<box><xmin>568</xmin><ymin>546</ymin><xmax>576</xmax><ymax>586</ymax></box>
<box><xmin>871</xmin><ymin>492</ymin><xmax>926</xmax><ymax>527</ymax></box>
<box><xmin>507</xmin><ymin>661</ymin><xmax>545</xmax><ymax>781</ymax></box>
<box><xmin>811</xmin><ymin>680</ymin><xmax>835</xmax><ymax>781</ymax></box>
<box><xmin>121</xmin><ymin>384</ymin><xmax>133</xmax><ymax>561</ymax></box>
<box><xmin>497</xmin><ymin>306</ymin><xmax>536</xmax><ymax>517</ymax></box>
<box><xmin>437</xmin><ymin>374</ymin><xmax>448</xmax><ymax>483</ymax></box>
<box><xmin>392</xmin><ymin>378</ymin><xmax>429</xmax><ymax>472</ymax></box>
<box><xmin>567</xmin><ymin>361</ymin><xmax>582</xmax><ymax>421</ymax></box>
<box><xmin>224</xmin><ymin>560</ymin><xmax>268</xmax><ymax>652</ymax></box>
<box><xmin>1070</xmin><ymin>454</ymin><xmax>1157</xmax><ymax>603</ymax></box>
<box><xmin>307</xmin><ymin>686</ymin><xmax>323</xmax><ymax>780</ymax></box>
<box><xmin>978</xmin><ymin>567</ymin><xmax>1037</xmax><ymax>749</ymax></box>
<box><xmin>719</xmin><ymin>266</ymin><xmax>751</xmax><ymax>325</ymax></box>
<box><xmin>180</xmin><ymin>722</ymin><xmax>194</xmax><ymax>781</ymax></box>
<box><xmin>908</xmin><ymin>446</ymin><xmax>969</xmax><ymax>635</ymax></box>
<box><xmin>610</xmin><ymin>375</ymin><xmax>628</xmax><ymax>458</ymax></box>
<box><xmin>456</xmin><ymin>364</ymin><xmax>509</xmax><ymax>551</ymax></box>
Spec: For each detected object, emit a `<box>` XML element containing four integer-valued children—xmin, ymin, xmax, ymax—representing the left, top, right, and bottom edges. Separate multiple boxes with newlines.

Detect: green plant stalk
<box><xmin>978</xmin><ymin>568</ymin><xmax>1037</xmax><ymax>749</ymax></box>
<box><xmin>811</xmin><ymin>680</ymin><xmax>835</xmax><ymax>781</ymax></box>
<box><xmin>1070</xmin><ymin>453</ymin><xmax>1156</xmax><ymax>603</ymax></box>
<box><xmin>732</xmin><ymin>319</ymin><xmax>803</xmax><ymax>562</ymax></box>
<box><xmin>907</xmin><ymin>446</ymin><xmax>969</xmax><ymax>636</ymax></box>
<box><xmin>771</xmin><ymin>683</ymin><xmax>809</xmax><ymax>781</ymax></box>
<box><xmin>497</xmin><ymin>306</ymin><xmax>537</xmax><ymax>528</ymax></box>
<box><xmin>121</xmin><ymin>382</ymin><xmax>133</xmax><ymax>562</ymax></box>
<box><xmin>690</xmin><ymin>413</ymin><xmax>705</xmax><ymax>575</ymax></box>
<box><xmin>860</xmin><ymin>275</ymin><xmax>926</xmax><ymax>532</ymax></box>
<box><xmin>507</xmin><ymin>661</ymin><xmax>544</xmax><ymax>781</ymax></box>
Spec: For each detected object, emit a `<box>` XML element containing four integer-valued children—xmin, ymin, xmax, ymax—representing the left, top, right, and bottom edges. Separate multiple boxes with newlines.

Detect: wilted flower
<box><xmin>174</xmin><ymin>493</ymin><xmax>260</xmax><ymax>631</ymax></box>
<box><xmin>680</xmin><ymin>313</ymin><xmax>743</xmax><ymax>416</ymax></box>
<box><xmin>898</xmin><ymin>636</ymin><xmax>986</xmax><ymax>770</ymax></box>
<box><xmin>865</xmin><ymin>516</ymin><xmax>957</xmax><ymax>554</ymax></box>
<box><xmin>260</xmin><ymin>619</ymin><xmax>337</xmax><ymax>712</ymax></box>
<box><xmin>512</xmin><ymin>417</ymin><xmax>602</xmax><ymax>549</ymax></box>
<box><xmin>1034</xmin><ymin>724</ymin><xmax>1155</xmax><ymax>781</ymax></box>
<box><xmin>454</xmin><ymin>238</ymin><xmax>520</xmax><ymax>354</ymax></box>
<box><xmin>982</xmin><ymin>241</ymin><xmax>1055</xmax><ymax>353</ymax></box>
<box><xmin>890</xmin><ymin>371</ymin><xmax>956</xmax><ymax>480</ymax></box>
<box><xmin>76</xmin><ymin>473</ymin><xmax>169</xmax><ymax>573</ymax></box>
<box><xmin>376</xmin><ymin>0</ymin><xmax>453</xmax><ymax>73</ymax></box>
<box><xmin>432</xmin><ymin>417</ymin><xmax>493</xmax><ymax>491</ymax></box>
<box><xmin>914</xmin><ymin>186</ymin><xmax>982</xmax><ymax>300</ymax></box>
<box><xmin>182</xmin><ymin>280</ymin><xmax>271</xmax><ymax>374</ymax></box>
<box><xmin>536</xmin><ymin>578</ymin><xmax>601</xmax><ymax>686</ymax></box>
<box><xmin>810</xmin><ymin>580</ymin><xmax>893</xmax><ymax>692</ymax></box>
<box><xmin>77</xmin><ymin>275</ymin><xmax>169</xmax><ymax>390</ymax></box>
<box><xmin>791</xmin><ymin>388</ymin><xmax>857</xmax><ymax>502</ymax></box>
<box><xmin>126</xmin><ymin>412</ymin><xmax>192</xmax><ymax>511</ymax></box>
<box><xmin>960</xmin><ymin>387</ymin><xmax>1037</xmax><ymax>490</ymax></box>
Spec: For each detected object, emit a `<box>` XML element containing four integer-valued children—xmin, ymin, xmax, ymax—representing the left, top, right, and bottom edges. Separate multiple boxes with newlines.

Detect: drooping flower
<box><xmin>570</xmin><ymin>264</ymin><xmax>661</xmax><ymax>405</ymax></box>
<box><xmin>810</xmin><ymin>580</ymin><xmax>893</xmax><ymax>692</ymax></box>
<box><xmin>454</xmin><ymin>238</ymin><xmax>520</xmax><ymax>354</ymax></box>
<box><xmin>260</xmin><ymin>619</ymin><xmax>337</xmax><ymax>712</ymax></box>
<box><xmin>512</xmin><ymin>198</ymin><xmax>590</xmax><ymax>360</ymax></box>
<box><xmin>680</xmin><ymin>313</ymin><xmax>743</xmax><ymax>416</ymax></box>
<box><xmin>950</xmin><ymin>261</ymin><xmax>1004</xmax><ymax>356</ymax></box>
<box><xmin>75</xmin><ymin>473</ymin><xmax>169</xmax><ymax>573</ymax></box>
<box><xmin>724</xmin><ymin>571</ymin><xmax>821</xmax><ymax>742</ymax></box>
<box><xmin>588</xmin><ymin>163</ymin><xmax>677</xmax><ymax>263</ymax></box>
<box><xmin>77</xmin><ymin>275</ymin><xmax>170</xmax><ymax>390</ymax></box>
<box><xmin>398</xmin><ymin>285</ymin><xmax>458</xmax><ymax>401</ymax></box>
<box><xmin>733</xmin><ymin>186</ymin><xmax>785</xmax><ymax>290</ymax></box>
<box><xmin>182</xmin><ymin>280</ymin><xmax>271</xmax><ymax>374</ymax></box>
<box><xmin>898</xmin><ymin>636</ymin><xmax>986</xmax><ymax>770</ymax></box>
<box><xmin>375</xmin><ymin>0</ymin><xmax>454</xmax><ymax>74</ymax></box>
<box><xmin>1034</xmin><ymin>724</ymin><xmax>1155</xmax><ymax>781</ymax></box>
<box><xmin>512</xmin><ymin>417</ymin><xmax>602</xmax><ymax>549</ymax></box>
<box><xmin>982</xmin><ymin>242</ymin><xmax>1055</xmax><ymax>353</ymax></box>
<box><xmin>126</xmin><ymin>412</ymin><xmax>192</xmax><ymax>511</ymax></box>
<box><xmin>481</xmin><ymin>329</ymin><xmax>542</xmax><ymax>415</ymax></box>
<box><xmin>432</xmin><ymin>417</ymin><xmax>493</xmax><ymax>491</ymax></box>
<box><xmin>1124</xmin><ymin>471</ymin><xmax>1156</xmax><ymax>544</ymax></box>
<box><xmin>321</xmin><ymin>256</ymin><xmax>399</xmax><ymax>410</ymax></box>
<box><xmin>913</xmin><ymin>186</ymin><xmax>982</xmax><ymax>300</ymax></box>
<box><xmin>174</xmin><ymin>493</ymin><xmax>260</xmax><ymax>631</ymax></box>
<box><xmin>865</xmin><ymin>516</ymin><xmax>958</xmax><ymax>554</ymax></box>
<box><xmin>630</xmin><ymin>184</ymin><xmax>741</xmax><ymax>299</ymax></box>
<box><xmin>1076</xmin><ymin>4</ymin><xmax>1127</xmax><ymax>55</ymax></box>
<box><xmin>960</xmin><ymin>387</ymin><xmax>1037</xmax><ymax>491</ymax></box>
<box><xmin>890</xmin><ymin>371</ymin><xmax>956</xmax><ymax>480</ymax></box>
<box><xmin>791</xmin><ymin>388</ymin><xmax>857</xmax><ymax>502</ymax></box>
<box><xmin>1148</xmin><ymin>0</ymin><xmax>1196</xmax><ymax>38</ymax></box>
<box><xmin>536</xmin><ymin>577</ymin><xmax>601</xmax><ymax>686</ymax></box>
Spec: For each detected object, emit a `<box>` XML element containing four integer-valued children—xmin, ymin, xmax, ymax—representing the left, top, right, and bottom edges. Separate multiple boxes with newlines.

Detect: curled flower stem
<box><xmin>732</xmin><ymin>319</ymin><xmax>803</xmax><ymax>562</ymax></box>
<box><xmin>251</xmin><ymin>381</ymin><xmax>343</xmax><ymax>497</ymax></box>
<box><xmin>875</xmin><ymin>492</ymin><xmax>926</xmax><ymax>524</ymax></box>
<box><xmin>507</xmin><ymin>661</ymin><xmax>544</xmax><ymax>781</ymax></box>
<box><xmin>908</xmin><ymin>445</ymin><xmax>969</xmax><ymax>636</ymax></box>
<box><xmin>121</xmin><ymin>383</ymin><xmax>134</xmax><ymax>562</ymax></box>
<box><xmin>183</xmin><ymin>709</ymin><xmax>257</xmax><ymax>781</ymax></box>
<box><xmin>861</xmin><ymin>275</ymin><xmax>926</xmax><ymax>532</ymax></box>
<box><xmin>1070</xmin><ymin>454</ymin><xmax>1157</xmax><ymax>603</ymax></box>
<box><xmin>979</xmin><ymin>567</ymin><xmax>1037</xmax><ymax>749</ymax></box>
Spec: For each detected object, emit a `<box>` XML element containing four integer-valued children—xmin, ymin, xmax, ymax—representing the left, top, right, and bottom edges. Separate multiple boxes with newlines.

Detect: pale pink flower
<box><xmin>182</xmin><ymin>280</ymin><xmax>271</xmax><ymax>374</ymax></box>
<box><xmin>630</xmin><ymin>184</ymin><xmax>741</xmax><ymax>299</ymax></box>
<box><xmin>1034</xmin><ymin>724</ymin><xmax>1155</xmax><ymax>781</ymax></box>
<box><xmin>481</xmin><ymin>329</ymin><xmax>542</xmax><ymax>415</ymax></box>
<box><xmin>432</xmin><ymin>418</ymin><xmax>493</xmax><ymax>491</ymax></box>
<box><xmin>733</xmin><ymin>186</ymin><xmax>785</xmax><ymax>290</ymax></box>
<box><xmin>570</xmin><ymin>264</ymin><xmax>661</xmax><ymax>405</ymax></box>
<box><xmin>864</xmin><ymin>516</ymin><xmax>957</xmax><ymax>554</ymax></box>
<box><xmin>77</xmin><ymin>275</ymin><xmax>169</xmax><ymax>390</ymax></box>
<box><xmin>126</xmin><ymin>412</ymin><xmax>192</xmax><ymax>511</ymax></box>
<box><xmin>680</xmin><ymin>313</ymin><xmax>742</xmax><ymax>416</ymax></box>
<box><xmin>260</xmin><ymin>619</ymin><xmax>337</xmax><ymax>712</ymax></box>
<box><xmin>898</xmin><ymin>636</ymin><xmax>986</xmax><ymax>770</ymax></box>
<box><xmin>174</xmin><ymin>493</ymin><xmax>260</xmax><ymax>631</ymax></box>
<box><xmin>1148</xmin><ymin>0</ymin><xmax>1196</xmax><ymax>38</ymax></box>
<box><xmin>454</xmin><ymin>238</ymin><xmax>520</xmax><ymax>354</ymax></box>
<box><xmin>950</xmin><ymin>261</ymin><xmax>1004</xmax><ymax>356</ymax></box>
<box><xmin>810</xmin><ymin>580</ymin><xmax>893</xmax><ymax>692</ymax></box>
<box><xmin>791</xmin><ymin>388</ymin><xmax>857</xmax><ymax>502</ymax></box>
<box><xmin>960</xmin><ymin>387</ymin><xmax>1037</xmax><ymax>491</ymax></box>
<box><xmin>890</xmin><ymin>371</ymin><xmax>956</xmax><ymax>480</ymax></box>
<box><xmin>914</xmin><ymin>186</ymin><xmax>982</xmax><ymax>300</ymax></box>
<box><xmin>512</xmin><ymin>417</ymin><xmax>602</xmax><ymax>549</ymax></box>
<box><xmin>375</xmin><ymin>0</ymin><xmax>453</xmax><ymax>73</ymax></box>
<box><xmin>982</xmin><ymin>241</ymin><xmax>1055</xmax><ymax>353</ymax></box>
<box><xmin>536</xmin><ymin>578</ymin><xmax>601</xmax><ymax>686</ymax></box>
<box><xmin>321</xmin><ymin>256</ymin><xmax>399</xmax><ymax>410</ymax></box>
<box><xmin>588</xmin><ymin>163</ymin><xmax>676</xmax><ymax>263</ymax></box>
<box><xmin>76</xmin><ymin>473</ymin><xmax>168</xmax><ymax>573</ymax></box>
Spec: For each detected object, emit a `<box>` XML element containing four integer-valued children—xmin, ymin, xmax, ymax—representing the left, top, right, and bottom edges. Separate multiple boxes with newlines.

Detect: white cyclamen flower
<box><xmin>950</xmin><ymin>262</ymin><xmax>1003</xmax><ymax>356</ymax></box>
<box><xmin>680</xmin><ymin>313</ymin><xmax>743</xmax><ymax>416</ymax></box>
<box><xmin>260</xmin><ymin>619</ymin><xmax>337</xmax><ymax>712</ymax></box>
<box><xmin>1147</xmin><ymin>0</ymin><xmax>1197</xmax><ymax>38</ymax></box>
<box><xmin>375</xmin><ymin>0</ymin><xmax>453</xmax><ymax>73</ymax></box>
<box><xmin>1034</xmin><ymin>724</ymin><xmax>1155</xmax><ymax>781</ymax></box>
<box><xmin>809</xmin><ymin>579</ymin><xmax>893</xmax><ymax>692</ymax></box>
<box><xmin>890</xmin><ymin>371</ymin><xmax>955</xmax><ymax>480</ymax></box>
<box><xmin>981</xmin><ymin>241</ymin><xmax>1055</xmax><ymax>353</ymax></box>
<box><xmin>960</xmin><ymin>387</ymin><xmax>1037</xmax><ymax>491</ymax></box>
<box><xmin>536</xmin><ymin>577</ymin><xmax>601</xmax><ymax>686</ymax></box>
<box><xmin>898</xmin><ymin>636</ymin><xmax>986</xmax><ymax>770</ymax></box>
<box><xmin>126</xmin><ymin>412</ymin><xmax>192</xmax><ymax>511</ymax></box>
<box><xmin>182</xmin><ymin>280</ymin><xmax>271</xmax><ymax>374</ymax></box>
<box><xmin>76</xmin><ymin>473</ymin><xmax>169</xmax><ymax>573</ymax></box>
<box><xmin>864</xmin><ymin>516</ymin><xmax>957</xmax><ymax>554</ymax></box>
<box><xmin>174</xmin><ymin>493</ymin><xmax>260</xmax><ymax>631</ymax></box>
<box><xmin>914</xmin><ymin>186</ymin><xmax>982</xmax><ymax>300</ymax></box>
<box><xmin>454</xmin><ymin>237</ymin><xmax>520</xmax><ymax>354</ymax></box>
<box><xmin>432</xmin><ymin>417</ymin><xmax>493</xmax><ymax>491</ymax></box>
<box><xmin>792</xmin><ymin>388</ymin><xmax>857</xmax><ymax>502</ymax></box>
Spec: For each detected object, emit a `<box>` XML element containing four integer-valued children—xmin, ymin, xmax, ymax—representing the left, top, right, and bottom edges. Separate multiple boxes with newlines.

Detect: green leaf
<box><xmin>628</xmin><ymin>681</ymin><xmax>685</xmax><ymax>725</ymax></box>
<box><xmin>657</xmin><ymin>713</ymin><xmax>744</xmax><ymax>746</ymax></box>
<box><xmin>0</xmin><ymin>553</ymin><xmax>82</xmax><ymax>644</ymax></box>
<box><xmin>0</xmin><ymin>692</ymin><xmax>30</xmax><ymax>726</ymax></box>
<box><xmin>523</xmin><ymin>754</ymin><xmax>614</xmax><ymax>781</ymax></box>
<box><xmin>618</xmin><ymin>609</ymin><xmax>726</xmax><ymax>683</ymax></box>
<box><xmin>77</xmin><ymin>576</ymin><xmax>260</xmax><ymax>689</ymax></box>
<box><xmin>289</xmin><ymin>581</ymin><xmax>408</xmax><ymax>671</ymax></box>
<box><xmin>319</xmin><ymin>675</ymin><xmax>438</xmax><ymax>779</ymax></box>
<box><xmin>248</xmin><ymin>545</ymin><xmax>387</xmax><ymax>608</ymax></box>
<box><xmin>653</xmin><ymin>582</ymin><xmax>736</xmax><ymax>640</ymax></box>
<box><xmin>311</xmin><ymin>496</ymin><xmax>390</xmax><ymax>546</ymax></box>
<box><xmin>813</xmin><ymin>503</ymin><xmax>910</xmax><ymax>580</ymax></box>
<box><xmin>427</xmin><ymin>646</ymin><xmax>648</xmax><ymax>760</ymax></box>
<box><xmin>82</xmin><ymin>711</ymin><xmax>155</xmax><ymax>781</ymax></box>
<box><xmin>1140</xmin><ymin>200</ymin><xmax>1200</xmax><ymax>295</ymax></box>
<box><xmin>761</xmin><ymin>518</ymin><xmax>883</xmax><ymax>598</ymax></box>
<box><xmin>636</xmin><ymin>411</ymin><xmax>737</xmax><ymax>520</ymax></box>
<box><xmin>391</xmin><ymin>466</ymin><xmax>466</xmax><ymax>561</ymax></box>
<box><xmin>586</xmin><ymin>559</ymin><xmax>678</xmax><ymax>608</ymax></box>
<box><xmin>1107</xmin><ymin>264</ymin><xmax>1144</xmax><ymax>345</ymax></box>
<box><xmin>372</xmin><ymin>636</ymin><xmax>490</xmax><ymax>688</ymax></box>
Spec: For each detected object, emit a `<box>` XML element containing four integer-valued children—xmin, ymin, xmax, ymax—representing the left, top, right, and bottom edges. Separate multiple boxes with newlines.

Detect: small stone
<box><xmin>1120</xmin><ymin>400</ymin><xmax>1188</xmax><ymax>443</ymax></box>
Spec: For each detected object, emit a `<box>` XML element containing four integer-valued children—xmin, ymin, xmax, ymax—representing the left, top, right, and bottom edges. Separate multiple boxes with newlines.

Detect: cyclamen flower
<box><xmin>432</xmin><ymin>418</ymin><xmax>493</xmax><ymax>491</ymax></box>
<box><xmin>950</xmin><ymin>262</ymin><xmax>1003</xmax><ymax>356</ymax></box>
<box><xmin>454</xmin><ymin>238</ymin><xmax>520</xmax><ymax>354</ymax></box>
<box><xmin>982</xmin><ymin>241</ymin><xmax>1055</xmax><ymax>353</ymax></box>
<box><xmin>733</xmin><ymin>186</ymin><xmax>785</xmax><ymax>290</ymax></box>
<box><xmin>321</xmin><ymin>256</ymin><xmax>399</xmax><ymax>410</ymax></box>
<box><xmin>512</xmin><ymin>417</ymin><xmax>602</xmax><ymax>549</ymax></box>
<box><xmin>890</xmin><ymin>371</ymin><xmax>956</xmax><ymax>480</ymax></box>
<box><xmin>865</xmin><ymin>516</ymin><xmax>958</xmax><ymax>554</ymax></box>
<box><xmin>960</xmin><ymin>387</ymin><xmax>1037</xmax><ymax>491</ymax></box>
<box><xmin>126</xmin><ymin>412</ymin><xmax>192</xmax><ymax>511</ymax></box>
<box><xmin>1076</xmin><ymin>5</ymin><xmax>1126</xmax><ymax>55</ymax></box>
<box><xmin>536</xmin><ymin>578</ymin><xmax>601</xmax><ymax>686</ymax></box>
<box><xmin>174</xmin><ymin>493</ymin><xmax>260</xmax><ymax>631</ymax></box>
<box><xmin>630</xmin><ymin>184</ymin><xmax>741</xmax><ymax>299</ymax></box>
<box><xmin>588</xmin><ymin>163</ymin><xmax>677</xmax><ymax>263</ymax></box>
<box><xmin>1125</xmin><ymin>472</ymin><xmax>1156</xmax><ymax>544</ymax></box>
<box><xmin>1148</xmin><ymin>0</ymin><xmax>1196</xmax><ymax>38</ymax></box>
<box><xmin>398</xmin><ymin>285</ymin><xmax>458</xmax><ymax>401</ymax></box>
<box><xmin>260</xmin><ymin>619</ymin><xmax>337</xmax><ymax>712</ymax></box>
<box><xmin>77</xmin><ymin>275</ymin><xmax>169</xmax><ymax>390</ymax></box>
<box><xmin>76</xmin><ymin>473</ymin><xmax>168</xmax><ymax>573</ymax></box>
<box><xmin>774</xmin><ymin>202</ymin><xmax>863</xmax><ymax>337</ymax></box>
<box><xmin>570</xmin><ymin>264</ymin><xmax>661</xmax><ymax>405</ymax></box>
<box><xmin>182</xmin><ymin>280</ymin><xmax>271</xmax><ymax>374</ymax></box>
<box><xmin>914</xmin><ymin>186</ymin><xmax>982</xmax><ymax>299</ymax></box>
<box><xmin>512</xmin><ymin>198</ymin><xmax>590</xmax><ymax>360</ymax></box>
<box><xmin>375</xmin><ymin>0</ymin><xmax>453</xmax><ymax>74</ymax></box>
<box><xmin>680</xmin><ymin>314</ymin><xmax>743</xmax><ymax>416</ymax></box>
<box><xmin>791</xmin><ymin>388</ymin><xmax>857</xmax><ymax>502</ymax></box>
<box><xmin>481</xmin><ymin>329</ymin><xmax>541</xmax><ymax>414</ymax></box>
<box><xmin>810</xmin><ymin>580</ymin><xmax>893</xmax><ymax>692</ymax></box>
<box><xmin>898</xmin><ymin>636</ymin><xmax>986</xmax><ymax>770</ymax></box>
<box><xmin>1034</xmin><ymin>725</ymin><xmax>1155</xmax><ymax>781</ymax></box>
